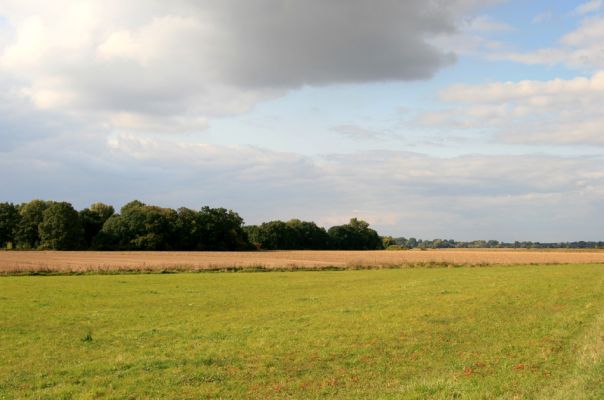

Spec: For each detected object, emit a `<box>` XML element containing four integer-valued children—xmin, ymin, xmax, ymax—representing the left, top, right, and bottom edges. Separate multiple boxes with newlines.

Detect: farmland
<box><xmin>1</xmin><ymin>264</ymin><xmax>603</xmax><ymax>399</ymax></box>
<box><xmin>2</xmin><ymin>249</ymin><xmax>604</xmax><ymax>274</ymax></box>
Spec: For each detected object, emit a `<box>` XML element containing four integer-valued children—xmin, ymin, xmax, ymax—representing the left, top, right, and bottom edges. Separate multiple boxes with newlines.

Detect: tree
<box><xmin>250</xmin><ymin>220</ymin><xmax>298</xmax><ymax>250</ymax></box>
<box><xmin>243</xmin><ymin>225</ymin><xmax>262</xmax><ymax>249</ymax></box>
<box><xmin>97</xmin><ymin>201</ymin><xmax>178</xmax><ymax>250</ymax></box>
<box><xmin>406</xmin><ymin>237</ymin><xmax>418</xmax><ymax>248</ymax></box>
<box><xmin>14</xmin><ymin>200</ymin><xmax>53</xmax><ymax>249</ymax></box>
<box><xmin>0</xmin><ymin>203</ymin><xmax>20</xmax><ymax>249</ymax></box>
<box><xmin>38</xmin><ymin>202</ymin><xmax>84</xmax><ymax>250</ymax></box>
<box><xmin>382</xmin><ymin>236</ymin><xmax>395</xmax><ymax>248</ymax></box>
<box><xmin>327</xmin><ymin>218</ymin><xmax>383</xmax><ymax>250</ymax></box>
<box><xmin>196</xmin><ymin>206</ymin><xmax>251</xmax><ymax>250</ymax></box>
<box><xmin>174</xmin><ymin>207</ymin><xmax>200</xmax><ymax>250</ymax></box>
<box><xmin>286</xmin><ymin>219</ymin><xmax>331</xmax><ymax>249</ymax></box>
<box><xmin>79</xmin><ymin>202</ymin><xmax>115</xmax><ymax>248</ymax></box>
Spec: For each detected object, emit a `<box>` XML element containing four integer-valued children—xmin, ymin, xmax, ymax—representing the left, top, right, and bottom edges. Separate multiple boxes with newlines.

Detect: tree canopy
<box><xmin>0</xmin><ymin>203</ymin><xmax>20</xmax><ymax>248</ymax></box>
<box><xmin>79</xmin><ymin>202</ymin><xmax>115</xmax><ymax>248</ymax></box>
<box><xmin>1</xmin><ymin>199</ymin><xmax>386</xmax><ymax>251</ymax></box>
<box><xmin>14</xmin><ymin>200</ymin><xmax>53</xmax><ymax>249</ymax></box>
<box><xmin>327</xmin><ymin>218</ymin><xmax>384</xmax><ymax>250</ymax></box>
<box><xmin>39</xmin><ymin>202</ymin><xmax>84</xmax><ymax>250</ymax></box>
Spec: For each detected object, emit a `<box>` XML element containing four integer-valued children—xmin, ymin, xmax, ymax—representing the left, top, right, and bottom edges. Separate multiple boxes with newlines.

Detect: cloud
<box><xmin>1</xmin><ymin>133</ymin><xmax>602</xmax><ymax>241</ymax></box>
<box><xmin>495</xmin><ymin>15</ymin><xmax>604</xmax><ymax>70</ymax></box>
<box><xmin>2</xmin><ymin>0</ymin><xmax>600</xmax><ymax>242</ymax></box>
<box><xmin>532</xmin><ymin>10</ymin><xmax>553</xmax><ymax>24</ymax></box>
<box><xmin>417</xmin><ymin>71</ymin><xmax>604</xmax><ymax>146</ymax></box>
<box><xmin>331</xmin><ymin>124</ymin><xmax>391</xmax><ymax>141</ymax></box>
<box><xmin>461</xmin><ymin>15</ymin><xmax>513</xmax><ymax>32</ymax></box>
<box><xmin>429</xmin><ymin>13</ymin><xmax>510</xmax><ymax>57</ymax></box>
<box><xmin>573</xmin><ymin>0</ymin><xmax>602</xmax><ymax>16</ymax></box>
<box><xmin>0</xmin><ymin>0</ymin><xmax>493</xmax><ymax>134</ymax></box>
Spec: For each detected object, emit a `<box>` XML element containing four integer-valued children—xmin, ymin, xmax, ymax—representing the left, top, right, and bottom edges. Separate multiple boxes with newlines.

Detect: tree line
<box><xmin>384</xmin><ymin>237</ymin><xmax>604</xmax><ymax>249</ymax></box>
<box><xmin>0</xmin><ymin>200</ymin><xmax>383</xmax><ymax>251</ymax></box>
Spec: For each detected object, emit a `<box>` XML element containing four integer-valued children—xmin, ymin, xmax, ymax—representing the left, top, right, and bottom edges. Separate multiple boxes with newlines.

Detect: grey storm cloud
<box><xmin>196</xmin><ymin>0</ymin><xmax>458</xmax><ymax>87</ymax></box>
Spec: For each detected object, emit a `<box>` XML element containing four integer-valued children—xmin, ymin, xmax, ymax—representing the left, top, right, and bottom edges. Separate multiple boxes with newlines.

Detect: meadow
<box><xmin>1</xmin><ymin>263</ymin><xmax>603</xmax><ymax>399</ymax></box>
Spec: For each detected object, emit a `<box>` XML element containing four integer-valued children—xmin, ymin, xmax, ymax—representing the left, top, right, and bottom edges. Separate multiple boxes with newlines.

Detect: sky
<box><xmin>0</xmin><ymin>0</ymin><xmax>603</xmax><ymax>241</ymax></box>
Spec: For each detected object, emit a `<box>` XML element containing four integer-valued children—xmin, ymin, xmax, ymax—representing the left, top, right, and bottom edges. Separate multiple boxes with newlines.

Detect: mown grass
<box><xmin>1</xmin><ymin>264</ymin><xmax>603</xmax><ymax>399</ymax></box>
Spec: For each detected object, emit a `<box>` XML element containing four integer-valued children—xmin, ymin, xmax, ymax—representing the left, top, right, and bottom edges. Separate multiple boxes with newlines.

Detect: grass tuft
<box><xmin>81</xmin><ymin>330</ymin><xmax>93</xmax><ymax>343</ymax></box>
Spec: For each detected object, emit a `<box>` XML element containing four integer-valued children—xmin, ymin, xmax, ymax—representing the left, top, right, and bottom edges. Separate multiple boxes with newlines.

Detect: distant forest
<box><xmin>384</xmin><ymin>237</ymin><xmax>604</xmax><ymax>250</ymax></box>
<box><xmin>0</xmin><ymin>200</ymin><xmax>601</xmax><ymax>251</ymax></box>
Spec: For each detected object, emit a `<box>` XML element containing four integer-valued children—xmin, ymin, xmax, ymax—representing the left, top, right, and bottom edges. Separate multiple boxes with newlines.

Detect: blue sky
<box><xmin>0</xmin><ymin>0</ymin><xmax>603</xmax><ymax>241</ymax></box>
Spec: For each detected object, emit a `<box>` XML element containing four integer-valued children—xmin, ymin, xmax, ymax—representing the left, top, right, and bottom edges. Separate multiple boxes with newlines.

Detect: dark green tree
<box><xmin>97</xmin><ymin>201</ymin><xmax>178</xmax><ymax>250</ymax></box>
<box><xmin>14</xmin><ymin>200</ymin><xmax>53</xmax><ymax>249</ymax></box>
<box><xmin>286</xmin><ymin>219</ymin><xmax>331</xmax><ymax>249</ymax></box>
<box><xmin>196</xmin><ymin>206</ymin><xmax>251</xmax><ymax>250</ymax></box>
<box><xmin>174</xmin><ymin>207</ymin><xmax>201</xmax><ymax>250</ymax></box>
<box><xmin>327</xmin><ymin>218</ymin><xmax>383</xmax><ymax>250</ymax></box>
<box><xmin>0</xmin><ymin>203</ymin><xmax>20</xmax><ymax>249</ymax></box>
<box><xmin>93</xmin><ymin>214</ymin><xmax>126</xmax><ymax>249</ymax></box>
<box><xmin>250</xmin><ymin>220</ymin><xmax>298</xmax><ymax>250</ymax></box>
<box><xmin>79</xmin><ymin>202</ymin><xmax>115</xmax><ymax>248</ymax></box>
<box><xmin>38</xmin><ymin>202</ymin><xmax>84</xmax><ymax>250</ymax></box>
<box><xmin>243</xmin><ymin>225</ymin><xmax>262</xmax><ymax>249</ymax></box>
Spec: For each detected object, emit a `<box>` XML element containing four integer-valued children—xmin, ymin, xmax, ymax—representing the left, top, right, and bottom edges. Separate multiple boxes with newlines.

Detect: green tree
<box><xmin>406</xmin><ymin>237</ymin><xmax>418</xmax><ymax>248</ymax></box>
<box><xmin>327</xmin><ymin>218</ymin><xmax>383</xmax><ymax>250</ymax></box>
<box><xmin>79</xmin><ymin>202</ymin><xmax>115</xmax><ymax>248</ymax></box>
<box><xmin>14</xmin><ymin>200</ymin><xmax>53</xmax><ymax>249</ymax></box>
<box><xmin>196</xmin><ymin>206</ymin><xmax>251</xmax><ymax>250</ymax></box>
<box><xmin>0</xmin><ymin>203</ymin><xmax>20</xmax><ymax>249</ymax></box>
<box><xmin>286</xmin><ymin>219</ymin><xmax>331</xmax><ymax>249</ymax></box>
<box><xmin>382</xmin><ymin>236</ymin><xmax>395</xmax><ymax>248</ymax></box>
<box><xmin>97</xmin><ymin>201</ymin><xmax>178</xmax><ymax>250</ymax></box>
<box><xmin>175</xmin><ymin>207</ymin><xmax>200</xmax><ymax>250</ymax></box>
<box><xmin>243</xmin><ymin>225</ymin><xmax>262</xmax><ymax>249</ymax></box>
<box><xmin>38</xmin><ymin>202</ymin><xmax>84</xmax><ymax>250</ymax></box>
<box><xmin>251</xmin><ymin>220</ymin><xmax>298</xmax><ymax>250</ymax></box>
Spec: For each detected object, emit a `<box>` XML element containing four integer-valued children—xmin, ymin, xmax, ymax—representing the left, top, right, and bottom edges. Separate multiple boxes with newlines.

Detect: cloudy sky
<box><xmin>1</xmin><ymin>0</ymin><xmax>603</xmax><ymax>241</ymax></box>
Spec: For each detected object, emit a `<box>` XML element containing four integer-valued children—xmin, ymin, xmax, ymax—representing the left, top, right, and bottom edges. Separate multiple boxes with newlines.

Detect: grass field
<box><xmin>1</xmin><ymin>264</ymin><xmax>603</xmax><ymax>399</ymax></box>
<box><xmin>2</xmin><ymin>249</ymin><xmax>604</xmax><ymax>274</ymax></box>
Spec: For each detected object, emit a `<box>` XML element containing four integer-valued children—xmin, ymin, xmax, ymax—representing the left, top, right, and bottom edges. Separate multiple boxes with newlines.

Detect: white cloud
<box><xmin>430</xmin><ymin>14</ymin><xmax>510</xmax><ymax>57</ymax></box>
<box><xmin>573</xmin><ymin>0</ymin><xmax>602</xmax><ymax>16</ymax></box>
<box><xmin>532</xmin><ymin>10</ymin><xmax>553</xmax><ymax>24</ymax></box>
<box><xmin>562</xmin><ymin>16</ymin><xmax>604</xmax><ymax>46</ymax></box>
<box><xmin>462</xmin><ymin>15</ymin><xmax>513</xmax><ymax>32</ymax></box>
<box><xmin>0</xmin><ymin>0</ymin><xmax>493</xmax><ymax>135</ymax></box>
<box><xmin>331</xmin><ymin>125</ymin><xmax>393</xmax><ymax>141</ymax></box>
<box><xmin>417</xmin><ymin>71</ymin><xmax>604</xmax><ymax>146</ymax></box>
<box><xmin>495</xmin><ymin>15</ymin><xmax>604</xmax><ymax>70</ymax></box>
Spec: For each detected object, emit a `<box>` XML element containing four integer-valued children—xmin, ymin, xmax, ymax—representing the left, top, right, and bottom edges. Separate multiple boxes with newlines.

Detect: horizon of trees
<box><xmin>1</xmin><ymin>200</ymin><xmax>601</xmax><ymax>251</ymax></box>
<box><xmin>384</xmin><ymin>237</ymin><xmax>604</xmax><ymax>250</ymax></box>
<box><xmin>0</xmin><ymin>200</ymin><xmax>383</xmax><ymax>251</ymax></box>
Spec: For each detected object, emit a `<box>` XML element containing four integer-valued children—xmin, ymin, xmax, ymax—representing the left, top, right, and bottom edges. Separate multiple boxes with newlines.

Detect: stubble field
<box><xmin>1</xmin><ymin>249</ymin><xmax>604</xmax><ymax>274</ymax></box>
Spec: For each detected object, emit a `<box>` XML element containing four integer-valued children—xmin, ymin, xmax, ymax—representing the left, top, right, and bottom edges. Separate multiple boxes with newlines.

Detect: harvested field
<box><xmin>1</xmin><ymin>249</ymin><xmax>604</xmax><ymax>274</ymax></box>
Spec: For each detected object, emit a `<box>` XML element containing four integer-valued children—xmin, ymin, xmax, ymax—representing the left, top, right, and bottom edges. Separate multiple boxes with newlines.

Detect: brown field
<box><xmin>1</xmin><ymin>248</ymin><xmax>604</xmax><ymax>274</ymax></box>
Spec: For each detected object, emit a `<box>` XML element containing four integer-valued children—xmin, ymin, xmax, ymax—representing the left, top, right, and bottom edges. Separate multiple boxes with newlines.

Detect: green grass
<box><xmin>1</xmin><ymin>264</ymin><xmax>603</xmax><ymax>399</ymax></box>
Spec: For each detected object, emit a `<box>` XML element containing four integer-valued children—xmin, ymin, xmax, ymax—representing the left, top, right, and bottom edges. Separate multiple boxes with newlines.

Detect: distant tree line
<box><xmin>383</xmin><ymin>237</ymin><xmax>604</xmax><ymax>249</ymax></box>
<box><xmin>0</xmin><ymin>200</ymin><xmax>384</xmax><ymax>251</ymax></box>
